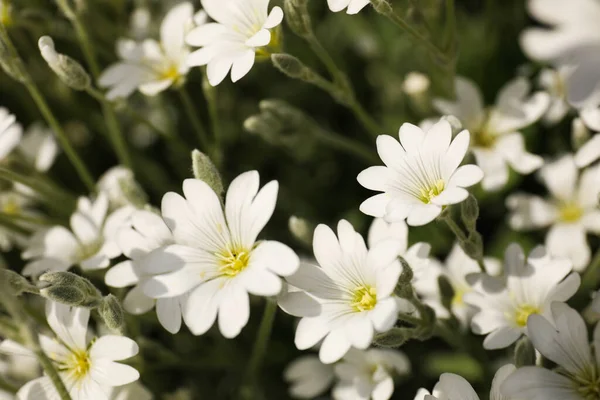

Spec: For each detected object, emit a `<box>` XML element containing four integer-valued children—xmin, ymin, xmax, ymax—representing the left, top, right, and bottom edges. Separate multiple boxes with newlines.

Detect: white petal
<box><xmin>89</xmin><ymin>360</ymin><xmax>140</xmax><ymax>386</ymax></box>
<box><xmin>0</xmin><ymin>122</ymin><xmax>22</xmax><ymax>160</ymax></box>
<box><xmin>156</xmin><ymin>297</ymin><xmax>183</xmax><ymax>334</ymax></box>
<box><xmin>319</xmin><ymin>329</ymin><xmax>351</xmax><ymax>364</ymax></box>
<box><xmin>295</xmin><ymin>317</ymin><xmax>329</xmax><ymax>350</ymax></box>
<box><xmin>231</xmin><ymin>50</ymin><xmax>256</xmax><ymax>82</ymax></box>
<box><xmin>406</xmin><ymin>204</ymin><xmax>441</xmax><ymax>226</ymax></box>
<box><xmin>539</xmin><ymin>155</ymin><xmax>577</xmax><ymax>202</ymax></box>
<box><xmin>90</xmin><ymin>335</ymin><xmax>138</xmax><ymax>361</ymax></box>
<box><xmin>217</xmin><ymin>283</ymin><xmax>250</xmax><ymax>338</ymax></box>
<box><xmin>250</xmin><ymin>240</ymin><xmax>299</xmax><ymax>276</ymax></box>
<box><xmin>398</xmin><ymin>123</ymin><xmax>425</xmax><ymax>154</ymax></box>
<box><xmin>123</xmin><ymin>285</ymin><xmax>155</xmax><ymax>315</ymax></box>
<box><xmin>369</xmin><ymin>297</ymin><xmax>398</xmax><ymax>332</ymax></box>
<box><xmin>443</xmin><ymin>130</ymin><xmax>470</xmax><ymax>175</ymax></box>
<box><xmin>184</xmin><ymin>280</ymin><xmax>221</xmax><ymax>335</ymax></box>
<box><xmin>264</xmin><ymin>6</ymin><xmax>284</xmax><ymax>28</ymax></box>
<box><xmin>575</xmin><ymin>134</ymin><xmax>600</xmax><ymax>167</ymax></box>
<box><xmin>430</xmin><ymin>187</ymin><xmax>469</xmax><ymax>206</ymax></box>
<box><xmin>45</xmin><ymin>301</ymin><xmax>89</xmax><ymax>351</ymax></box>
<box><xmin>483</xmin><ymin>326</ymin><xmax>522</xmax><ymax>349</ymax></box>
<box><xmin>357</xmin><ymin>166</ymin><xmax>390</xmax><ymax>192</ymax></box>
<box><xmin>359</xmin><ymin>194</ymin><xmax>389</xmax><ymax>218</ymax></box>
<box><xmin>447</xmin><ymin>164</ymin><xmax>484</xmax><ymax>188</ymax></box>
<box><xmin>240</xmin><ymin>268</ymin><xmax>282</xmax><ymax>296</ymax></box>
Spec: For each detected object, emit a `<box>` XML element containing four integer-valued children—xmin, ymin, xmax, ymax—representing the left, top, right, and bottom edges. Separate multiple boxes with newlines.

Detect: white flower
<box><xmin>332</xmin><ymin>348</ymin><xmax>410</xmax><ymax>400</ymax></box>
<box><xmin>327</xmin><ymin>0</ymin><xmax>370</xmax><ymax>15</ymax></box>
<box><xmin>105</xmin><ymin>209</ymin><xmax>187</xmax><ymax>334</ymax></box>
<box><xmin>0</xmin><ymin>107</ymin><xmax>22</xmax><ymax>162</ymax></box>
<box><xmin>501</xmin><ymin>303</ymin><xmax>600</xmax><ymax>400</ymax></box>
<box><xmin>464</xmin><ymin>244</ymin><xmax>580</xmax><ymax>350</ymax></box>
<box><xmin>13</xmin><ymin>301</ymin><xmax>139</xmax><ymax>400</ymax></box>
<box><xmin>186</xmin><ymin>0</ymin><xmax>284</xmax><ymax>86</ymax></box>
<box><xmin>109</xmin><ymin>382</ymin><xmax>153</xmax><ymax>400</ymax></box>
<box><xmin>0</xmin><ymin>188</ymin><xmax>38</xmax><ymax>251</ymax></box>
<box><xmin>413</xmin><ymin>244</ymin><xmax>500</xmax><ymax>326</ymax></box>
<box><xmin>141</xmin><ymin>172</ymin><xmax>299</xmax><ymax>338</ymax></box>
<box><xmin>18</xmin><ymin>123</ymin><xmax>59</xmax><ymax>172</ymax></box>
<box><xmin>416</xmin><ymin>364</ymin><xmax>516</xmax><ymax>400</ymax></box>
<box><xmin>539</xmin><ymin>66</ymin><xmax>576</xmax><ymax>125</ymax></box>
<box><xmin>284</xmin><ymin>355</ymin><xmax>335</xmax><ymax>398</ymax></box>
<box><xmin>367</xmin><ymin>218</ymin><xmax>431</xmax><ymax>280</ymax></box>
<box><xmin>286</xmin><ymin>220</ymin><xmax>402</xmax><ymax>364</ymax></box>
<box><xmin>99</xmin><ymin>2</ymin><xmax>195</xmax><ymax>100</ymax></box>
<box><xmin>357</xmin><ymin>120</ymin><xmax>483</xmax><ymax>226</ymax></box>
<box><xmin>22</xmin><ymin>194</ymin><xmax>133</xmax><ymax>276</ymax></box>
<box><xmin>521</xmin><ymin>0</ymin><xmax>600</xmax><ymax>63</ymax></box>
<box><xmin>402</xmin><ymin>72</ymin><xmax>431</xmax><ymax>96</ymax></box>
<box><xmin>506</xmin><ymin>155</ymin><xmax>600</xmax><ymax>271</ymax></box>
<box><xmin>433</xmin><ymin>77</ymin><xmax>548</xmax><ymax>191</ymax></box>
<box><xmin>97</xmin><ymin>166</ymin><xmax>147</xmax><ymax>210</ymax></box>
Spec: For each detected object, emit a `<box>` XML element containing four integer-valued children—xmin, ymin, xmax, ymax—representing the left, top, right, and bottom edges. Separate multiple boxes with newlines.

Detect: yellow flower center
<box><xmin>514</xmin><ymin>304</ymin><xmax>540</xmax><ymax>327</ymax></box>
<box><xmin>217</xmin><ymin>247</ymin><xmax>251</xmax><ymax>277</ymax></box>
<box><xmin>559</xmin><ymin>202</ymin><xmax>583</xmax><ymax>223</ymax></box>
<box><xmin>575</xmin><ymin>367</ymin><xmax>600</xmax><ymax>400</ymax></box>
<box><xmin>75</xmin><ymin>240</ymin><xmax>103</xmax><ymax>262</ymax></box>
<box><xmin>419</xmin><ymin>179</ymin><xmax>445</xmax><ymax>204</ymax></box>
<box><xmin>0</xmin><ymin>2</ymin><xmax>11</xmax><ymax>27</ymax></box>
<box><xmin>351</xmin><ymin>286</ymin><xmax>377</xmax><ymax>312</ymax></box>
<box><xmin>2</xmin><ymin>198</ymin><xmax>20</xmax><ymax>215</ymax></box>
<box><xmin>160</xmin><ymin>64</ymin><xmax>180</xmax><ymax>81</ymax></box>
<box><xmin>452</xmin><ymin>288</ymin><xmax>467</xmax><ymax>307</ymax></box>
<box><xmin>61</xmin><ymin>350</ymin><xmax>91</xmax><ymax>379</ymax></box>
<box><xmin>472</xmin><ymin>128</ymin><xmax>497</xmax><ymax>148</ymax></box>
<box><xmin>255</xmin><ymin>29</ymin><xmax>282</xmax><ymax>59</ymax></box>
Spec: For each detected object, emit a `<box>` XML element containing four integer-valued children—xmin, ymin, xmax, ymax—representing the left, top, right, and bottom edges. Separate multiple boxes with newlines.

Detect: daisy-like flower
<box><xmin>22</xmin><ymin>194</ymin><xmax>132</xmax><ymax>276</ymax></box>
<box><xmin>186</xmin><ymin>0</ymin><xmax>284</xmax><ymax>86</ymax></box>
<box><xmin>284</xmin><ymin>355</ymin><xmax>336</xmax><ymax>398</ymax></box>
<box><xmin>506</xmin><ymin>155</ymin><xmax>600</xmax><ymax>271</ymax></box>
<box><xmin>11</xmin><ymin>301</ymin><xmax>139</xmax><ymax>400</ymax></box>
<box><xmin>415</xmin><ymin>364</ymin><xmax>516</xmax><ymax>400</ymax></box>
<box><xmin>433</xmin><ymin>77</ymin><xmax>548</xmax><ymax>191</ymax></box>
<box><xmin>98</xmin><ymin>2</ymin><xmax>195</xmax><ymax>100</ymax></box>
<box><xmin>332</xmin><ymin>348</ymin><xmax>410</xmax><ymax>400</ymax></box>
<box><xmin>413</xmin><ymin>244</ymin><xmax>500</xmax><ymax>327</ymax></box>
<box><xmin>285</xmin><ymin>220</ymin><xmax>402</xmax><ymax>364</ymax></box>
<box><xmin>502</xmin><ymin>303</ymin><xmax>600</xmax><ymax>400</ymax></box>
<box><xmin>0</xmin><ymin>187</ymin><xmax>39</xmax><ymax>251</ymax></box>
<box><xmin>539</xmin><ymin>66</ymin><xmax>576</xmax><ymax>125</ymax></box>
<box><xmin>97</xmin><ymin>166</ymin><xmax>147</xmax><ymax>210</ymax></box>
<box><xmin>464</xmin><ymin>244</ymin><xmax>580</xmax><ymax>350</ymax></box>
<box><xmin>357</xmin><ymin>120</ymin><xmax>483</xmax><ymax>226</ymax></box>
<box><xmin>105</xmin><ymin>209</ymin><xmax>188</xmax><ymax>334</ymax></box>
<box><xmin>520</xmin><ymin>0</ymin><xmax>600</xmax><ymax>63</ymax></box>
<box><xmin>327</xmin><ymin>0</ymin><xmax>370</xmax><ymax>15</ymax></box>
<box><xmin>141</xmin><ymin>172</ymin><xmax>299</xmax><ymax>338</ymax></box>
<box><xmin>0</xmin><ymin>107</ymin><xmax>22</xmax><ymax>162</ymax></box>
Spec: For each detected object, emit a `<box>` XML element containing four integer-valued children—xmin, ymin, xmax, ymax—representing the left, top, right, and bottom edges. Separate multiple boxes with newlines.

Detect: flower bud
<box><xmin>40</xmin><ymin>285</ymin><xmax>87</xmax><ymax>306</ymax></box>
<box><xmin>403</xmin><ymin>72</ymin><xmax>430</xmax><ymax>96</ymax></box>
<box><xmin>99</xmin><ymin>294</ymin><xmax>125</xmax><ymax>334</ymax></box>
<box><xmin>459</xmin><ymin>233</ymin><xmax>483</xmax><ymax>261</ymax></box>
<box><xmin>191</xmin><ymin>149</ymin><xmax>224</xmax><ymax>197</ymax></box>
<box><xmin>271</xmin><ymin>53</ymin><xmax>316</xmax><ymax>82</ymax></box>
<box><xmin>288</xmin><ymin>216</ymin><xmax>312</xmax><ymax>245</ymax></box>
<box><xmin>283</xmin><ymin>0</ymin><xmax>312</xmax><ymax>38</ymax></box>
<box><xmin>514</xmin><ymin>336</ymin><xmax>535</xmax><ymax>367</ymax></box>
<box><xmin>398</xmin><ymin>257</ymin><xmax>414</xmax><ymax>284</ymax></box>
<box><xmin>373</xmin><ymin>327</ymin><xmax>411</xmax><ymax>348</ymax></box>
<box><xmin>460</xmin><ymin>194</ymin><xmax>479</xmax><ymax>231</ymax></box>
<box><xmin>0</xmin><ymin>38</ymin><xmax>26</xmax><ymax>83</ymax></box>
<box><xmin>38</xmin><ymin>36</ymin><xmax>90</xmax><ymax>90</ymax></box>
<box><xmin>39</xmin><ymin>271</ymin><xmax>102</xmax><ymax>307</ymax></box>
<box><xmin>0</xmin><ymin>270</ymin><xmax>38</xmax><ymax>296</ymax></box>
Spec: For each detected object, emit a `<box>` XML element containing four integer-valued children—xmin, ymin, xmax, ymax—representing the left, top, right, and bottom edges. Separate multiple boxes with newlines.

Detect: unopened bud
<box><xmin>459</xmin><ymin>233</ymin><xmax>483</xmax><ymax>261</ymax></box>
<box><xmin>0</xmin><ymin>270</ymin><xmax>38</xmax><ymax>295</ymax></box>
<box><xmin>0</xmin><ymin>38</ymin><xmax>26</xmax><ymax>83</ymax></box>
<box><xmin>288</xmin><ymin>216</ymin><xmax>312</xmax><ymax>245</ymax></box>
<box><xmin>514</xmin><ymin>336</ymin><xmax>535</xmax><ymax>367</ymax></box>
<box><xmin>99</xmin><ymin>294</ymin><xmax>125</xmax><ymax>333</ymax></box>
<box><xmin>41</xmin><ymin>285</ymin><xmax>87</xmax><ymax>306</ymax></box>
<box><xmin>284</xmin><ymin>0</ymin><xmax>312</xmax><ymax>38</ymax></box>
<box><xmin>460</xmin><ymin>194</ymin><xmax>479</xmax><ymax>231</ymax></box>
<box><xmin>271</xmin><ymin>54</ymin><xmax>315</xmax><ymax>82</ymax></box>
<box><xmin>373</xmin><ymin>327</ymin><xmax>411</xmax><ymax>348</ymax></box>
<box><xmin>403</xmin><ymin>72</ymin><xmax>430</xmax><ymax>96</ymax></box>
<box><xmin>191</xmin><ymin>150</ymin><xmax>224</xmax><ymax>196</ymax></box>
<box><xmin>370</xmin><ymin>0</ymin><xmax>394</xmax><ymax>16</ymax></box>
<box><xmin>572</xmin><ymin>117</ymin><xmax>591</xmax><ymax>150</ymax></box>
<box><xmin>38</xmin><ymin>36</ymin><xmax>90</xmax><ymax>90</ymax></box>
<box><xmin>398</xmin><ymin>257</ymin><xmax>414</xmax><ymax>283</ymax></box>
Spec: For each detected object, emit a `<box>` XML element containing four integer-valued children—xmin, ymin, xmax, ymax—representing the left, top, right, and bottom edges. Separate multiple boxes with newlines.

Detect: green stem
<box><xmin>202</xmin><ymin>71</ymin><xmax>223</xmax><ymax>167</ymax></box>
<box><xmin>441</xmin><ymin>213</ymin><xmax>486</xmax><ymax>272</ymax></box>
<box><xmin>240</xmin><ymin>300</ymin><xmax>277</xmax><ymax>398</ymax></box>
<box><xmin>0</xmin><ymin>211</ymin><xmax>57</xmax><ymax>226</ymax></box>
<box><xmin>580</xmin><ymin>249</ymin><xmax>600</xmax><ymax>294</ymax></box>
<box><xmin>0</xmin><ymin>273</ymin><xmax>72</xmax><ymax>400</ymax></box>
<box><xmin>177</xmin><ymin>86</ymin><xmax>211</xmax><ymax>152</ymax></box>
<box><xmin>0</xmin><ymin>375</ymin><xmax>18</xmax><ymax>394</ymax></box>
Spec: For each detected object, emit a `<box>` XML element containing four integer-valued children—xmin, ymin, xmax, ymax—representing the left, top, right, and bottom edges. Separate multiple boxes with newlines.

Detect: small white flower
<box><xmin>402</xmin><ymin>72</ymin><xmax>431</xmax><ymax>96</ymax></box>
<box><xmin>22</xmin><ymin>194</ymin><xmax>133</xmax><ymax>276</ymax></box>
<box><xmin>501</xmin><ymin>303</ymin><xmax>600</xmax><ymax>400</ymax></box>
<box><xmin>284</xmin><ymin>355</ymin><xmax>335</xmax><ymax>398</ymax></box>
<box><xmin>464</xmin><ymin>244</ymin><xmax>580</xmax><ymax>350</ymax></box>
<box><xmin>539</xmin><ymin>66</ymin><xmax>576</xmax><ymax>125</ymax></box>
<box><xmin>327</xmin><ymin>0</ymin><xmax>370</xmax><ymax>15</ymax></box>
<box><xmin>141</xmin><ymin>172</ymin><xmax>299</xmax><ymax>338</ymax></box>
<box><xmin>99</xmin><ymin>2</ymin><xmax>195</xmax><ymax>100</ymax></box>
<box><xmin>286</xmin><ymin>220</ymin><xmax>402</xmax><ymax>364</ymax></box>
<box><xmin>13</xmin><ymin>301</ymin><xmax>139</xmax><ymax>400</ymax></box>
<box><xmin>416</xmin><ymin>364</ymin><xmax>516</xmax><ymax>400</ymax></box>
<box><xmin>0</xmin><ymin>188</ymin><xmax>39</xmax><ymax>251</ymax></box>
<box><xmin>413</xmin><ymin>244</ymin><xmax>500</xmax><ymax>326</ymax></box>
<box><xmin>0</xmin><ymin>107</ymin><xmax>23</xmax><ymax>162</ymax></box>
<box><xmin>357</xmin><ymin>120</ymin><xmax>483</xmax><ymax>226</ymax></box>
<box><xmin>521</xmin><ymin>0</ymin><xmax>600</xmax><ymax>63</ymax></box>
<box><xmin>506</xmin><ymin>155</ymin><xmax>600</xmax><ymax>270</ymax></box>
<box><xmin>18</xmin><ymin>123</ymin><xmax>59</xmax><ymax>172</ymax></box>
<box><xmin>433</xmin><ymin>77</ymin><xmax>548</xmax><ymax>191</ymax></box>
<box><xmin>97</xmin><ymin>166</ymin><xmax>147</xmax><ymax>210</ymax></box>
<box><xmin>332</xmin><ymin>348</ymin><xmax>410</xmax><ymax>400</ymax></box>
<box><xmin>105</xmin><ymin>209</ymin><xmax>187</xmax><ymax>334</ymax></box>
<box><xmin>186</xmin><ymin>0</ymin><xmax>284</xmax><ymax>86</ymax></box>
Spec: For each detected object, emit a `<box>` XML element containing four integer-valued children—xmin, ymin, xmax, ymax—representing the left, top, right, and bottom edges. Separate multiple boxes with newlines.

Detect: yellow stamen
<box><xmin>160</xmin><ymin>64</ymin><xmax>180</xmax><ymax>81</ymax></box>
<box><xmin>217</xmin><ymin>247</ymin><xmax>251</xmax><ymax>277</ymax></box>
<box><xmin>452</xmin><ymin>288</ymin><xmax>467</xmax><ymax>307</ymax></box>
<box><xmin>2</xmin><ymin>198</ymin><xmax>20</xmax><ymax>215</ymax></box>
<box><xmin>61</xmin><ymin>350</ymin><xmax>91</xmax><ymax>379</ymax></box>
<box><xmin>419</xmin><ymin>179</ymin><xmax>445</xmax><ymax>204</ymax></box>
<box><xmin>513</xmin><ymin>304</ymin><xmax>540</xmax><ymax>327</ymax></box>
<box><xmin>351</xmin><ymin>286</ymin><xmax>377</xmax><ymax>312</ymax></box>
<box><xmin>559</xmin><ymin>202</ymin><xmax>583</xmax><ymax>223</ymax></box>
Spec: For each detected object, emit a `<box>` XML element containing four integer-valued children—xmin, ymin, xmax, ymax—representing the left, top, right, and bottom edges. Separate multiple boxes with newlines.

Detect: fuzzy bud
<box><xmin>398</xmin><ymin>257</ymin><xmax>414</xmax><ymax>283</ymax></box>
<box><xmin>460</xmin><ymin>233</ymin><xmax>483</xmax><ymax>261</ymax></box>
<box><xmin>271</xmin><ymin>54</ymin><xmax>316</xmax><ymax>82</ymax></box>
<box><xmin>99</xmin><ymin>294</ymin><xmax>125</xmax><ymax>334</ymax></box>
<box><xmin>38</xmin><ymin>36</ymin><xmax>90</xmax><ymax>90</ymax></box>
<box><xmin>283</xmin><ymin>0</ymin><xmax>312</xmax><ymax>38</ymax></box>
<box><xmin>0</xmin><ymin>270</ymin><xmax>38</xmax><ymax>296</ymax></box>
<box><xmin>514</xmin><ymin>336</ymin><xmax>535</xmax><ymax>367</ymax></box>
<box><xmin>373</xmin><ymin>327</ymin><xmax>411</xmax><ymax>348</ymax></box>
<box><xmin>39</xmin><ymin>271</ymin><xmax>102</xmax><ymax>308</ymax></box>
<box><xmin>191</xmin><ymin>150</ymin><xmax>224</xmax><ymax>197</ymax></box>
<box><xmin>0</xmin><ymin>38</ymin><xmax>26</xmax><ymax>83</ymax></box>
<box><xmin>460</xmin><ymin>194</ymin><xmax>479</xmax><ymax>231</ymax></box>
<box><xmin>288</xmin><ymin>216</ymin><xmax>312</xmax><ymax>245</ymax></box>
